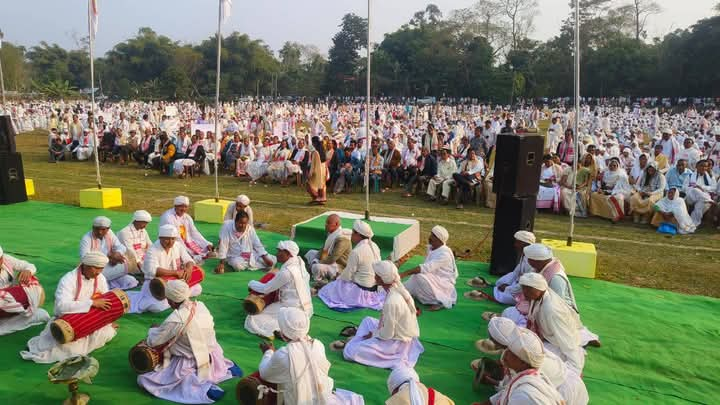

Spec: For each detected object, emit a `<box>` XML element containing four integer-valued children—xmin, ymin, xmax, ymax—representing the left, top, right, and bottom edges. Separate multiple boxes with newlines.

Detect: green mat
<box><xmin>292</xmin><ymin>213</ymin><xmax>412</xmax><ymax>259</ymax></box>
<box><xmin>0</xmin><ymin>201</ymin><xmax>717</xmax><ymax>404</ymax></box>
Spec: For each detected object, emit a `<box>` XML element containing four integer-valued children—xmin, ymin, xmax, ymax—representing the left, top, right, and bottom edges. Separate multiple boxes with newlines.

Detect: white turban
<box><xmin>174</xmin><ymin>195</ymin><xmax>190</xmax><ymax>206</ymax></box>
<box><xmin>519</xmin><ymin>272</ymin><xmax>548</xmax><ymax>291</ymax></box>
<box><xmin>514</xmin><ymin>231</ymin><xmax>536</xmax><ymax>245</ymax></box>
<box><xmin>236</xmin><ymin>194</ymin><xmax>250</xmax><ymax>205</ymax></box>
<box><xmin>387</xmin><ymin>367</ymin><xmax>422</xmax><ymax>405</ymax></box>
<box><xmin>81</xmin><ymin>251</ymin><xmax>109</xmax><ymax>268</ymax></box>
<box><xmin>158</xmin><ymin>224</ymin><xmax>179</xmax><ymax>238</ymax></box>
<box><xmin>352</xmin><ymin>220</ymin><xmax>374</xmax><ymax>238</ymax></box>
<box><xmin>431</xmin><ymin>225</ymin><xmax>449</xmax><ymax>244</ymax></box>
<box><xmin>133</xmin><ymin>210</ymin><xmax>152</xmax><ymax>223</ymax></box>
<box><xmin>508</xmin><ymin>328</ymin><xmax>545</xmax><ymax>369</ymax></box>
<box><xmin>277</xmin><ymin>307</ymin><xmax>309</xmax><ymax>341</ymax></box>
<box><xmin>165</xmin><ymin>279</ymin><xmax>191</xmax><ymax>303</ymax></box>
<box><xmin>92</xmin><ymin>216</ymin><xmax>111</xmax><ymax>228</ymax></box>
<box><xmin>373</xmin><ymin>260</ymin><xmax>399</xmax><ymax>284</ymax></box>
<box><xmin>523</xmin><ymin>243</ymin><xmax>552</xmax><ymax>261</ymax></box>
<box><xmin>488</xmin><ymin>316</ymin><xmax>519</xmax><ymax>347</ymax></box>
<box><xmin>277</xmin><ymin>240</ymin><xmax>300</xmax><ymax>256</ymax></box>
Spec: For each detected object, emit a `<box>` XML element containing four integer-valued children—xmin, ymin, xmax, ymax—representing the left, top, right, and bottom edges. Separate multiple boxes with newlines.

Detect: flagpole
<box><xmin>213</xmin><ymin>0</ymin><xmax>223</xmax><ymax>202</ymax></box>
<box><xmin>88</xmin><ymin>0</ymin><xmax>102</xmax><ymax>189</ymax></box>
<box><xmin>568</xmin><ymin>0</ymin><xmax>580</xmax><ymax>246</ymax></box>
<box><xmin>0</xmin><ymin>30</ymin><xmax>6</xmax><ymax>107</ymax></box>
<box><xmin>363</xmin><ymin>0</ymin><xmax>371</xmax><ymax>220</ymax></box>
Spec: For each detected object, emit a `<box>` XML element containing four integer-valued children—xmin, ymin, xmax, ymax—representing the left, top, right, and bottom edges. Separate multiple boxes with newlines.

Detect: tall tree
<box><xmin>501</xmin><ymin>0</ymin><xmax>539</xmax><ymax>50</ymax></box>
<box><xmin>618</xmin><ymin>0</ymin><xmax>663</xmax><ymax>41</ymax></box>
<box><xmin>324</xmin><ymin>13</ymin><xmax>368</xmax><ymax>95</ymax></box>
<box><xmin>0</xmin><ymin>42</ymin><xmax>28</xmax><ymax>91</ymax></box>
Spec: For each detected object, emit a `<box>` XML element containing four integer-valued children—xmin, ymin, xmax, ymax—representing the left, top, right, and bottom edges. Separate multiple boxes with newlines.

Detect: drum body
<box><xmin>473</xmin><ymin>357</ymin><xmax>505</xmax><ymax>391</ymax></box>
<box><xmin>129</xmin><ymin>339</ymin><xmax>164</xmax><ymax>374</ymax></box>
<box><xmin>236</xmin><ymin>371</ymin><xmax>277</xmax><ymax>405</ymax></box>
<box><xmin>150</xmin><ymin>266</ymin><xmax>205</xmax><ymax>300</ymax></box>
<box><xmin>50</xmin><ymin>289</ymin><xmax>130</xmax><ymax>344</ymax></box>
<box><xmin>0</xmin><ymin>284</ymin><xmax>30</xmax><ymax>318</ymax></box>
<box><xmin>242</xmin><ymin>272</ymin><xmax>278</xmax><ymax>315</ymax></box>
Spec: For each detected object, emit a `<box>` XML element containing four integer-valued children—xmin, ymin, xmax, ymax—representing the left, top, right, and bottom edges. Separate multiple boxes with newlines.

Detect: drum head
<box><xmin>243</xmin><ymin>295</ymin><xmax>265</xmax><ymax>315</ymax></box>
<box><xmin>236</xmin><ymin>376</ymin><xmax>272</xmax><ymax>405</ymax></box>
<box><xmin>129</xmin><ymin>346</ymin><xmax>154</xmax><ymax>374</ymax></box>
<box><xmin>50</xmin><ymin>319</ymin><xmax>74</xmax><ymax>344</ymax></box>
<box><xmin>149</xmin><ymin>278</ymin><xmax>167</xmax><ymax>300</ymax></box>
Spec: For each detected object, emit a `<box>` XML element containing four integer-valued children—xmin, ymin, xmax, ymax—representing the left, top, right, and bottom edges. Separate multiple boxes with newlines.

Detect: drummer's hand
<box><xmin>92</xmin><ymin>298</ymin><xmax>112</xmax><ymax>311</ymax></box>
<box><xmin>262</xmin><ymin>255</ymin><xmax>274</xmax><ymax>267</ymax></box>
<box><xmin>177</xmin><ymin>269</ymin><xmax>192</xmax><ymax>282</ymax></box>
<box><xmin>260</xmin><ymin>341</ymin><xmax>274</xmax><ymax>353</ymax></box>
<box><xmin>214</xmin><ymin>262</ymin><xmax>225</xmax><ymax>274</ymax></box>
<box><xmin>16</xmin><ymin>270</ymin><xmax>33</xmax><ymax>285</ymax></box>
<box><xmin>361</xmin><ymin>332</ymin><xmax>373</xmax><ymax>340</ymax></box>
<box><xmin>184</xmin><ymin>262</ymin><xmax>194</xmax><ymax>273</ymax></box>
<box><xmin>111</xmin><ymin>322</ymin><xmax>119</xmax><ymax>329</ymax></box>
<box><xmin>109</xmin><ymin>251</ymin><xmax>126</xmax><ymax>265</ymax></box>
<box><xmin>206</xmin><ymin>244</ymin><xmax>215</xmax><ymax>252</ymax></box>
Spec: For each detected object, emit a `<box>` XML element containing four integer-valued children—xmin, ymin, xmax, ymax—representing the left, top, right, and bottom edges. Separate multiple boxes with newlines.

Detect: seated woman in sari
<box><xmin>536</xmin><ymin>154</ymin><xmax>563</xmax><ymax>213</ymax></box>
<box><xmin>247</xmin><ymin>138</ymin><xmax>272</xmax><ymax>185</ymax></box>
<box><xmin>267</xmin><ymin>139</ymin><xmax>291</xmax><ymax>183</ymax></box>
<box><xmin>590</xmin><ymin>157</ymin><xmax>632</xmax><ymax>223</ymax></box>
<box><xmin>560</xmin><ymin>153</ymin><xmax>595</xmax><ymax>218</ymax></box>
<box><xmin>651</xmin><ymin>187</ymin><xmax>696</xmax><ymax>234</ymax></box>
<box><xmin>629</xmin><ymin>161</ymin><xmax>666</xmax><ymax>224</ymax></box>
<box><xmin>306</xmin><ymin>136</ymin><xmax>328</xmax><ymax>205</ymax></box>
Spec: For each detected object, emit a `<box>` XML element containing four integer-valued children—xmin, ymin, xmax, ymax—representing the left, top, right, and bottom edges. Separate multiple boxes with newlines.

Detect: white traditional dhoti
<box><xmin>226</xmin><ymin>254</ymin><xmax>276</xmax><ymax>272</ymax></box>
<box><xmin>103</xmin><ymin>262</ymin><xmax>139</xmax><ymax>290</ymax></box>
<box><xmin>404</xmin><ymin>273</ymin><xmax>456</xmax><ymax>308</ymax></box>
<box><xmin>173</xmin><ymin>159</ymin><xmax>197</xmax><ymax>175</ymax></box>
<box><xmin>20</xmin><ymin>321</ymin><xmax>116</xmax><ymax>364</ymax></box>
<box><xmin>685</xmin><ymin>188</ymin><xmax>713</xmax><ymax>226</ymax></box>
<box><xmin>244</xmin><ymin>302</ymin><xmax>292</xmax><ymax>338</ymax></box>
<box><xmin>501</xmin><ymin>306</ymin><xmax>528</xmax><ymax>327</ymax></box>
<box><xmin>342</xmin><ymin>317</ymin><xmax>424</xmax><ymax>369</ymax></box>
<box><xmin>75</xmin><ymin>146</ymin><xmax>93</xmax><ymax>161</ymax></box>
<box><xmin>0</xmin><ymin>284</ymin><xmax>50</xmax><ymax>336</ymax></box>
<box><xmin>318</xmin><ymin>279</ymin><xmax>386</xmax><ymax>311</ymax></box>
<box><xmin>557</xmin><ymin>362</ymin><xmax>589</xmax><ymax>405</ymax></box>
<box><xmin>247</xmin><ymin>162</ymin><xmax>268</xmax><ymax>181</ymax></box>
<box><xmin>129</xmin><ymin>280</ymin><xmax>202</xmax><ymax>314</ymax></box>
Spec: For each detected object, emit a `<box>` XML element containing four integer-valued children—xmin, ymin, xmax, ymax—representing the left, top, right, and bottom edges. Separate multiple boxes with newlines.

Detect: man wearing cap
<box><xmin>79</xmin><ymin>216</ymin><xmax>138</xmax><ymax>290</ymax></box>
<box><xmin>160</xmin><ymin>196</ymin><xmax>215</xmax><ymax>262</ymax></box>
<box><xmin>244</xmin><ymin>241</ymin><xmax>313</xmax><ymax>338</ymax></box>
<box><xmin>21</xmin><ymin>252</ymin><xmax>118</xmax><ymax>363</ymax></box>
<box><xmin>522</xmin><ymin>243</ymin><xmax>577</xmax><ymax>310</ymax></box>
<box><xmin>117</xmin><ymin>210</ymin><xmax>153</xmax><ymax>273</ymax></box>
<box><xmin>0</xmin><ymin>245</ymin><xmax>50</xmax><ymax>336</ymax></box>
<box><xmin>304</xmin><ymin>214</ymin><xmax>352</xmax><ymax>285</ymax></box>
<box><xmin>658</xmin><ymin>128</ymin><xmax>679</xmax><ymax>164</ymax></box>
<box><xmin>214</xmin><ymin>211</ymin><xmax>275</xmax><ymax>273</ymax></box>
<box><xmin>318</xmin><ymin>220</ymin><xmax>386</xmax><ymax>311</ymax></box>
<box><xmin>492</xmin><ymin>231</ymin><xmax>536</xmax><ymax>305</ymax></box>
<box><xmin>385</xmin><ymin>366</ymin><xmax>455</xmax><ymax>405</ymax></box>
<box><xmin>130</xmin><ymin>224</ymin><xmax>201</xmax><ymax>314</ymax></box>
<box><xmin>223</xmin><ymin>194</ymin><xmax>254</xmax><ymax>225</ymax></box>
<box><xmin>256</xmin><ymin>307</ymin><xmax>364</xmax><ymax>405</ymax></box>
<box><xmin>400</xmin><ymin>225</ymin><xmax>458</xmax><ymax>311</ymax></box>
<box><xmin>137</xmin><ymin>280</ymin><xmax>242</xmax><ymax>403</ymax></box>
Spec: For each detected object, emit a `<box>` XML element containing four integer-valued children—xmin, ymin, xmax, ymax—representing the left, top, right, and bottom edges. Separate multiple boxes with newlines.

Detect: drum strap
<box><xmin>74</xmin><ymin>268</ymin><xmax>98</xmax><ymax>301</ymax></box>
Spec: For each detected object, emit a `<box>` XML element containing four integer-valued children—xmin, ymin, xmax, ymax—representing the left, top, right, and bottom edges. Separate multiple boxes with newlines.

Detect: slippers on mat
<box><xmin>482</xmin><ymin>311</ymin><xmax>499</xmax><ymax>322</ymax></box>
<box><xmin>466</xmin><ymin>276</ymin><xmax>491</xmax><ymax>289</ymax></box>
<box><xmin>464</xmin><ymin>290</ymin><xmax>493</xmax><ymax>301</ymax></box>
<box><xmin>329</xmin><ymin>340</ymin><xmax>346</xmax><ymax>352</ymax></box>
<box><xmin>339</xmin><ymin>326</ymin><xmax>357</xmax><ymax>337</ymax></box>
<box><xmin>475</xmin><ymin>339</ymin><xmax>502</xmax><ymax>355</ymax></box>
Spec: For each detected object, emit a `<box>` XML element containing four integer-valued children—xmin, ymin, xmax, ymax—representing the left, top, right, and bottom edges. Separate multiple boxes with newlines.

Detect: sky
<box><xmin>1</xmin><ymin>0</ymin><xmax>717</xmax><ymax>56</ymax></box>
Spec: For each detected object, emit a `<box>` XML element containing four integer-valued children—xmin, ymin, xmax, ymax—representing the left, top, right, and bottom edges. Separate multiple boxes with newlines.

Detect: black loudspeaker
<box><xmin>492</xmin><ymin>134</ymin><xmax>544</xmax><ymax>196</ymax></box>
<box><xmin>489</xmin><ymin>194</ymin><xmax>536</xmax><ymax>276</ymax></box>
<box><xmin>0</xmin><ymin>152</ymin><xmax>28</xmax><ymax>205</ymax></box>
<box><xmin>0</xmin><ymin>116</ymin><xmax>17</xmax><ymax>153</ymax></box>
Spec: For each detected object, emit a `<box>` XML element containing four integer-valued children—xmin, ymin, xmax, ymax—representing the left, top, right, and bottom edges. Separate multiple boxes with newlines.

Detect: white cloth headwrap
<box><xmin>508</xmin><ymin>328</ymin><xmax>545</xmax><ymax>368</ymax></box>
<box><xmin>158</xmin><ymin>224</ymin><xmax>179</xmax><ymax>238</ymax></box>
<box><xmin>133</xmin><ymin>210</ymin><xmax>152</xmax><ymax>222</ymax></box>
<box><xmin>236</xmin><ymin>194</ymin><xmax>250</xmax><ymax>205</ymax></box>
<box><xmin>174</xmin><ymin>195</ymin><xmax>190</xmax><ymax>206</ymax></box>
<box><xmin>519</xmin><ymin>272</ymin><xmax>548</xmax><ymax>291</ymax></box>
<box><xmin>514</xmin><ymin>231</ymin><xmax>536</xmax><ymax>244</ymax></box>
<box><xmin>81</xmin><ymin>251</ymin><xmax>109</xmax><ymax>268</ymax></box>
<box><xmin>277</xmin><ymin>240</ymin><xmax>300</xmax><ymax>256</ymax></box>
<box><xmin>523</xmin><ymin>243</ymin><xmax>553</xmax><ymax>261</ymax></box>
<box><xmin>92</xmin><ymin>216</ymin><xmax>112</xmax><ymax>228</ymax></box>
<box><xmin>387</xmin><ymin>367</ymin><xmax>423</xmax><ymax>405</ymax></box>
<box><xmin>488</xmin><ymin>316</ymin><xmax>519</xmax><ymax>347</ymax></box>
<box><xmin>278</xmin><ymin>307</ymin><xmax>309</xmax><ymax>341</ymax></box>
<box><xmin>374</xmin><ymin>260</ymin><xmax>399</xmax><ymax>284</ymax></box>
<box><xmin>352</xmin><ymin>220</ymin><xmax>374</xmax><ymax>238</ymax></box>
<box><xmin>165</xmin><ymin>279</ymin><xmax>191</xmax><ymax>303</ymax></box>
<box><xmin>431</xmin><ymin>225</ymin><xmax>449</xmax><ymax>244</ymax></box>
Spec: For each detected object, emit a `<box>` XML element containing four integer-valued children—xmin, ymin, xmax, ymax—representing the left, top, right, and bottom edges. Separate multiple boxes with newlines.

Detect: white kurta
<box><xmin>129</xmin><ymin>241</ymin><xmax>200</xmax><ymax>314</ymax></box>
<box><xmin>20</xmin><ymin>269</ymin><xmax>116</xmax><ymax>364</ymax></box>
<box><xmin>159</xmin><ymin>209</ymin><xmax>212</xmax><ymax>260</ymax></box>
<box><xmin>403</xmin><ymin>245</ymin><xmax>458</xmax><ymax>308</ymax></box>
<box><xmin>137</xmin><ymin>301</ymin><xmax>236</xmax><ymax>404</ymax></box>
<box><xmin>244</xmin><ymin>257</ymin><xmax>313</xmax><ymax>338</ymax></box>
<box><xmin>0</xmin><ymin>255</ymin><xmax>50</xmax><ymax>335</ymax></box>
<box><xmin>493</xmin><ymin>255</ymin><xmax>533</xmax><ymax>305</ymax></box>
<box><xmin>217</xmin><ymin>221</ymin><xmax>274</xmax><ymax>271</ymax></box>
<box><xmin>79</xmin><ymin>230</ymin><xmax>138</xmax><ymax>290</ymax></box>
<box><xmin>117</xmin><ymin>223</ymin><xmax>153</xmax><ymax>270</ymax></box>
<box><xmin>493</xmin><ymin>369</ymin><xmax>564</xmax><ymax>405</ymax></box>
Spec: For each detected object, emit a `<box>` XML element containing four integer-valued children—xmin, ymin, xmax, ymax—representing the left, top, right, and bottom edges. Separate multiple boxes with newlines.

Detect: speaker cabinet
<box><xmin>0</xmin><ymin>152</ymin><xmax>28</xmax><ymax>205</ymax></box>
<box><xmin>489</xmin><ymin>194</ymin><xmax>537</xmax><ymax>276</ymax></box>
<box><xmin>492</xmin><ymin>134</ymin><xmax>543</xmax><ymax>196</ymax></box>
<box><xmin>0</xmin><ymin>116</ymin><xmax>17</xmax><ymax>153</ymax></box>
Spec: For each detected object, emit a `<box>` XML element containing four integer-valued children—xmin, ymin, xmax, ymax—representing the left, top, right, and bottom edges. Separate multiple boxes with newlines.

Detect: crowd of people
<box><xmin>3</xmin><ymin>98</ymin><xmax>720</xmax><ymax>228</ymax></box>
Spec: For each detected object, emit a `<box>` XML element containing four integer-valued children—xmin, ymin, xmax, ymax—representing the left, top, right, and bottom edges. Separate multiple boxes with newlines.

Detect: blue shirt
<box><xmin>665</xmin><ymin>167</ymin><xmax>693</xmax><ymax>190</ymax></box>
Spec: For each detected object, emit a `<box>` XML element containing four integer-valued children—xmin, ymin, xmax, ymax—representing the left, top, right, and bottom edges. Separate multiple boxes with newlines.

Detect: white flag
<box><xmin>221</xmin><ymin>0</ymin><xmax>232</xmax><ymax>25</ymax></box>
<box><xmin>89</xmin><ymin>0</ymin><xmax>99</xmax><ymax>40</ymax></box>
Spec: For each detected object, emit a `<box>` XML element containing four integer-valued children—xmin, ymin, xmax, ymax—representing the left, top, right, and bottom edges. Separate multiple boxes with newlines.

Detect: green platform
<box><xmin>0</xmin><ymin>201</ymin><xmax>717</xmax><ymax>404</ymax></box>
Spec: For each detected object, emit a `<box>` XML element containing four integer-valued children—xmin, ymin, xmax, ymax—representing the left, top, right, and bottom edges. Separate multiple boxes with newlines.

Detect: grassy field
<box><xmin>12</xmin><ymin>129</ymin><xmax>720</xmax><ymax>297</ymax></box>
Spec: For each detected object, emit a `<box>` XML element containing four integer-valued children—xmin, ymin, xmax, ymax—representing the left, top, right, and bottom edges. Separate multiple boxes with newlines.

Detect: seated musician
<box><xmin>21</xmin><ymin>252</ymin><xmax>118</xmax><ymax>363</ymax></box>
<box><xmin>0</xmin><ymin>245</ymin><xmax>50</xmax><ymax>335</ymax></box>
<box><xmin>400</xmin><ymin>225</ymin><xmax>458</xmax><ymax>311</ymax></box>
<box><xmin>256</xmin><ymin>307</ymin><xmax>364</xmax><ymax>404</ymax></box>
<box><xmin>130</xmin><ymin>224</ymin><xmax>201</xmax><ymax>314</ymax></box>
<box><xmin>159</xmin><ymin>196</ymin><xmax>215</xmax><ymax>263</ymax></box>
<box><xmin>318</xmin><ymin>220</ymin><xmax>386</xmax><ymax>310</ymax></box>
<box><xmin>385</xmin><ymin>366</ymin><xmax>455</xmax><ymax>405</ymax></box>
<box><xmin>340</xmin><ymin>261</ymin><xmax>424</xmax><ymax>369</ymax></box>
<box><xmin>80</xmin><ymin>216</ymin><xmax>138</xmax><ymax>290</ymax></box>
<box><xmin>303</xmin><ymin>214</ymin><xmax>351</xmax><ymax>286</ymax></box>
<box><xmin>244</xmin><ymin>241</ymin><xmax>312</xmax><ymax>339</ymax></box>
<box><xmin>137</xmin><ymin>280</ymin><xmax>242</xmax><ymax>404</ymax></box>
<box><xmin>117</xmin><ymin>210</ymin><xmax>153</xmax><ymax>273</ymax></box>
<box><xmin>214</xmin><ymin>211</ymin><xmax>275</xmax><ymax>274</ymax></box>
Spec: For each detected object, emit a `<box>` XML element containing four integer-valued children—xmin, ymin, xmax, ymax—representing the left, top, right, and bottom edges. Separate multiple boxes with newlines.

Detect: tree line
<box><xmin>1</xmin><ymin>0</ymin><xmax>720</xmax><ymax>101</ymax></box>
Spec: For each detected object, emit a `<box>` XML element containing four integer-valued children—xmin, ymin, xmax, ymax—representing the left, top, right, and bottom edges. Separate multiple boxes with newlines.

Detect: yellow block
<box><xmin>194</xmin><ymin>199</ymin><xmax>233</xmax><ymax>224</ymax></box>
<box><xmin>542</xmin><ymin>239</ymin><xmax>597</xmax><ymax>279</ymax></box>
<box><xmin>25</xmin><ymin>179</ymin><xmax>35</xmax><ymax>197</ymax></box>
<box><xmin>79</xmin><ymin>188</ymin><xmax>123</xmax><ymax>209</ymax></box>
